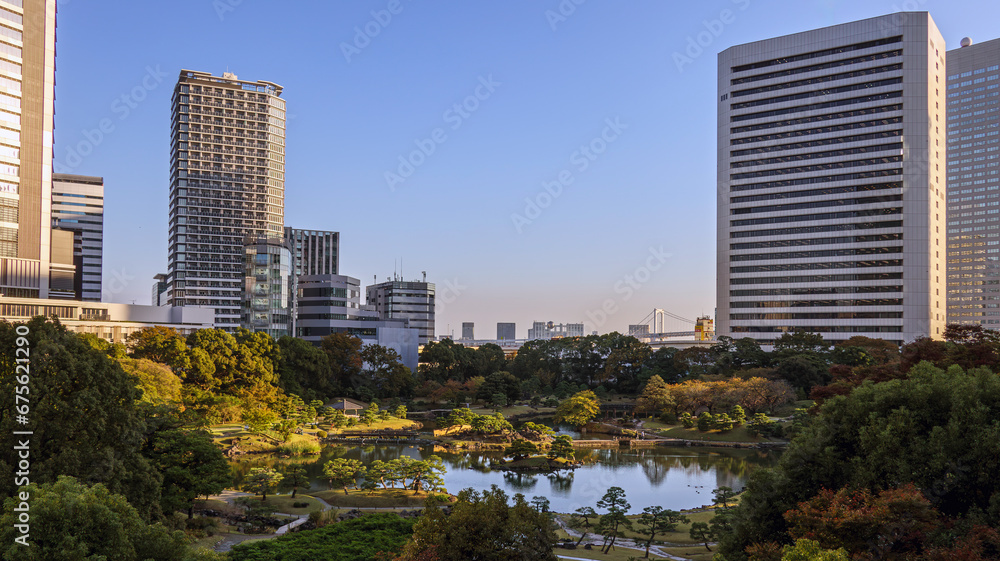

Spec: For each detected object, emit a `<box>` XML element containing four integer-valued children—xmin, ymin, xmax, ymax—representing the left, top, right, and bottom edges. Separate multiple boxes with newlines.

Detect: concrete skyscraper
<box><xmin>284</xmin><ymin>227</ymin><xmax>338</xmax><ymax>276</ymax></box>
<box><xmin>164</xmin><ymin>70</ymin><xmax>286</xmax><ymax>330</ymax></box>
<box><xmin>717</xmin><ymin>12</ymin><xmax>947</xmax><ymax>345</ymax></box>
<box><xmin>946</xmin><ymin>38</ymin><xmax>1000</xmax><ymax>326</ymax></box>
<box><xmin>366</xmin><ymin>277</ymin><xmax>435</xmax><ymax>345</ymax></box>
<box><xmin>0</xmin><ymin>0</ymin><xmax>59</xmax><ymax>299</ymax></box>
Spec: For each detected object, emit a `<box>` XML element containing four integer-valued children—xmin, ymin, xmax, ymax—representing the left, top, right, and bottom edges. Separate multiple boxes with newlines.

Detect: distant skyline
<box><xmin>52</xmin><ymin>0</ymin><xmax>1000</xmax><ymax>338</ymax></box>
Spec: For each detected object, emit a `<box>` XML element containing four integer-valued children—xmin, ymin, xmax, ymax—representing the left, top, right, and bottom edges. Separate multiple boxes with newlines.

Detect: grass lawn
<box><xmin>556</xmin><ymin>508</ymin><xmax>716</xmax><ymax>548</ymax></box>
<box><xmin>771</xmin><ymin>399</ymin><xmax>815</xmax><ymax>417</ymax></box>
<box><xmin>256</xmin><ymin>494</ymin><xmax>325</xmax><ymax>513</ymax></box>
<box><xmin>311</xmin><ymin>488</ymin><xmax>446</xmax><ymax>508</ymax></box>
<box><xmin>328</xmin><ymin>418</ymin><xmax>419</xmax><ymax>433</ymax></box>
<box><xmin>656</xmin><ymin>425</ymin><xmax>772</xmax><ymax>443</ymax></box>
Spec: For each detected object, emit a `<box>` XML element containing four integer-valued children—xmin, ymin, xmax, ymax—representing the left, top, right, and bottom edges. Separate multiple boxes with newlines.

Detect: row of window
<box><xmin>731</xmin><ymin>91</ymin><xmax>902</xmax><ymax>123</ymax></box>
<box><xmin>731</xmin><ymin>298</ymin><xmax>902</xmax><ymax>308</ymax></box>
<box><xmin>731</xmin><ymin>325</ymin><xmax>903</xmax><ymax>333</ymax></box>
<box><xmin>732</xmin><ymin>64</ymin><xmax>902</xmax><ymax>99</ymax></box>
<box><xmin>731</xmin><ymin>168</ymin><xmax>902</xmax><ymax>192</ymax></box>
<box><xmin>731</xmin><ymin>181</ymin><xmax>901</xmax><ymax>204</ymax></box>
<box><xmin>731</xmin><ymin>103</ymin><xmax>902</xmax><ymax>137</ymax></box>
<box><xmin>731</xmin><ymin>258</ymin><xmax>902</xmax><ymax>273</ymax></box>
<box><xmin>730</xmin><ymin>219</ymin><xmax>903</xmax><ymax>239</ymax></box>
<box><xmin>731</xmin><ymin>141</ymin><xmax>903</xmax><ymax>169</ymax></box>
<box><xmin>731</xmin><ymin>312</ymin><xmax>903</xmax><ymax>320</ymax></box>
<box><xmin>731</xmin><ymin>129</ymin><xmax>902</xmax><ymax>157</ymax></box>
<box><xmin>731</xmin><ymin>36</ymin><xmax>902</xmax><ymax>73</ymax></box>
<box><xmin>731</xmin><ymin>155</ymin><xmax>902</xmax><ymax>181</ymax></box>
<box><xmin>731</xmin><ymin>232</ymin><xmax>901</xmax><ymax>250</ymax></box>
<box><xmin>731</xmin><ymin>49</ymin><xmax>902</xmax><ymax>86</ymax></box>
<box><xmin>730</xmin><ymin>245</ymin><xmax>902</xmax><ymax>262</ymax></box>
<box><xmin>730</xmin><ymin>285</ymin><xmax>903</xmax><ymax>297</ymax></box>
<box><xmin>731</xmin><ymin>207</ymin><xmax>901</xmax><ymax>227</ymax></box>
<box><xmin>732</xmin><ymin>194</ymin><xmax>903</xmax><ymax>216</ymax></box>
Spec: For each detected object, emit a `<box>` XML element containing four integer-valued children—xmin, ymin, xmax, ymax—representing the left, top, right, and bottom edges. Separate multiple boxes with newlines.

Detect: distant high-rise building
<box><xmin>51</xmin><ymin>174</ymin><xmax>103</xmax><ymax>301</ymax></box>
<box><xmin>461</xmin><ymin>322</ymin><xmax>474</xmax><ymax>340</ymax></box>
<box><xmin>285</xmin><ymin>227</ymin><xmax>338</xmax><ymax>276</ymax></box>
<box><xmin>717</xmin><ymin>12</ymin><xmax>947</xmax><ymax>345</ymax></box>
<box><xmin>628</xmin><ymin>324</ymin><xmax>650</xmax><ymax>337</ymax></box>
<box><xmin>366</xmin><ymin>279</ymin><xmax>435</xmax><ymax>345</ymax></box>
<box><xmin>297</xmin><ymin>274</ymin><xmax>420</xmax><ymax>370</ymax></box>
<box><xmin>497</xmin><ymin>322</ymin><xmax>515</xmax><ymax>341</ymax></box>
<box><xmin>0</xmin><ymin>0</ymin><xmax>59</xmax><ymax>299</ymax></box>
<box><xmin>946</xmin><ymin>38</ymin><xmax>1000</xmax><ymax>327</ymax></box>
<box><xmin>151</xmin><ymin>273</ymin><xmax>168</xmax><ymax>306</ymax></box>
<box><xmin>164</xmin><ymin>70</ymin><xmax>286</xmax><ymax>331</ymax></box>
<box><xmin>527</xmin><ymin>321</ymin><xmax>584</xmax><ymax>340</ymax></box>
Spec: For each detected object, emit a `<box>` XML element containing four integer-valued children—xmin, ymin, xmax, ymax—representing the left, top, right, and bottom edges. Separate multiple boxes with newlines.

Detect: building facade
<box><xmin>366</xmin><ymin>279</ymin><xmax>435</xmax><ymax>345</ymax></box>
<box><xmin>284</xmin><ymin>227</ymin><xmax>338</xmax><ymax>276</ymax></box>
<box><xmin>717</xmin><ymin>12</ymin><xmax>947</xmax><ymax>345</ymax></box>
<box><xmin>527</xmin><ymin>321</ymin><xmax>584</xmax><ymax>340</ymax></box>
<box><xmin>0</xmin><ymin>0</ymin><xmax>58</xmax><ymax>299</ymax></box>
<box><xmin>461</xmin><ymin>322</ymin><xmax>474</xmax><ymax>340</ymax></box>
<box><xmin>164</xmin><ymin>70</ymin><xmax>286</xmax><ymax>331</ymax></box>
<box><xmin>242</xmin><ymin>236</ymin><xmax>294</xmax><ymax>338</ymax></box>
<box><xmin>0</xmin><ymin>295</ymin><xmax>214</xmax><ymax>343</ymax></box>
<box><xmin>497</xmin><ymin>322</ymin><xmax>515</xmax><ymax>341</ymax></box>
<box><xmin>51</xmin><ymin>173</ymin><xmax>103</xmax><ymax>301</ymax></box>
<box><xmin>297</xmin><ymin>274</ymin><xmax>419</xmax><ymax>370</ymax></box>
<box><xmin>946</xmin><ymin>38</ymin><xmax>1000</xmax><ymax>327</ymax></box>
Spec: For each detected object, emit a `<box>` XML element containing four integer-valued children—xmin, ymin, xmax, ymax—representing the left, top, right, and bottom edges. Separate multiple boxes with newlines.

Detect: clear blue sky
<box><xmin>52</xmin><ymin>0</ymin><xmax>1000</xmax><ymax>338</ymax></box>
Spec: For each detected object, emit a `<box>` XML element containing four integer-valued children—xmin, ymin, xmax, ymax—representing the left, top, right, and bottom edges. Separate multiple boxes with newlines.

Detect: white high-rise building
<box><xmin>717</xmin><ymin>12</ymin><xmax>947</xmax><ymax>345</ymax></box>
<box><xmin>946</xmin><ymin>38</ymin><xmax>1000</xmax><ymax>327</ymax></box>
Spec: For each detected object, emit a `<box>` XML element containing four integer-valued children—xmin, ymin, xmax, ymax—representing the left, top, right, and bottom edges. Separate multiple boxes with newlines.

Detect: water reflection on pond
<box><xmin>231</xmin><ymin>444</ymin><xmax>780</xmax><ymax>514</ymax></box>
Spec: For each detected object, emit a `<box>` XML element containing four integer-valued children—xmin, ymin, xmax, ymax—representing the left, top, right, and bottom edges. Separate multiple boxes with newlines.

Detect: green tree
<box><xmin>243</xmin><ymin>467</ymin><xmax>282</xmax><ymax>501</ymax></box>
<box><xmin>477</xmin><ymin>371</ymin><xmax>521</xmax><ymax>404</ymax></box>
<box><xmin>323</xmin><ymin>458</ymin><xmax>366</xmax><ymax>495</ymax></box>
<box><xmin>279</xmin><ymin>464</ymin><xmax>310</xmax><ymax>499</ymax></box>
<box><xmin>697</xmin><ymin>411</ymin><xmax>714</xmax><ymax>432</ymax></box>
<box><xmin>393</xmin><ymin>404</ymin><xmax>408</xmax><ymax>419</ymax></box>
<box><xmin>714</xmin><ymin>413</ymin><xmax>734</xmax><ymax>431</ymax></box>
<box><xmin>689</xmin><ymin>522</ymin><xmax>716</xmax><ymax>552</ymax></box>
<box><xmin>242</xmin><ymin>406</ymin><xmax>278</xmax><ymax>434</ymax></box>
<box><xmin>0</xmin><ymin>318</ymin><xmax>163</xmax><ymax>520</ymax></box>
<box><xmin>730</xmin><ymin>404</ymin><xmax>747</xmax><ymax>425</ymax></box>
<box><xmin>547</xmin><ymin>435</ymin><xmax>575</xmax><ymax>461</ymax></box>
<box><xmin>229</xmin><ymin>512</ymin><xmax>414</xmax><ymax>561</ymax></box>
<box><xmin>0</xmin><ymin>476</ymin><xmax>196</xmax><ymax>561</ymax></box>
<box><xmin>569</xmin><ymin>506</ymin><xmax>598</xmax><ymax>546</ymax></box>
<box><xmin>597</xmin><ymin>486</ymin><xmax>633</xmax><ymax>553</ymax></box>
<box><xmin>398</xmin><ymin>486</ymin><xmax>556</xmax><ymax>561</ymax></box>
<box><xmin>491</xmin><ymin>392</ymin><xmax>508</xmax><ymax>409</ymax></box>
<box><xmin>118</xmin><ymin>357</ymin><xmax>182</xmax><ymax>405</ymax></box>
<box><xmin>531</xmin><ymin>495</ymin><xmax>551</xmax><ymax>513</ymax></box>
<box><xmin>505</xmin><ymin>439</ymin><xmax>539</xmax><ymax>461</ymax></box>
<box><xmin>781</xmin><ymin>539</ymin><xmax>849</xmax><ymax>561</ymax></box>
<box><xmin>404</xmin><ymin>455</ymin><xmax>446</xmax><ymax>494</ymax></box>
<box><xmin>553</xmin><ymin>390</ymin><xmax>601</xmax><ymax>429</ymax></box>
<box><xmin>320</xmin><ymin>332</ymin><xmax>364</xmax><ymax>395</ymax></box>
<box><xmin>636</xmin><ymin>374</ymin><xmax>674</xmax><ymax>416</ymax></box>
<box><xmin>276</xmin><ymin>336</ymin><xmax>335</xmax><ymax>401</ymax></box>
<box><xmin>637</xmin><ymin>506</ymin><xmax>689</xmax><ymax>558</ymax></box>
<box><xmin>359</xmin><ymin>402</ymin><xmax>379</xmax><ymax>426</ymax></box>
<box><xmin>360</xmin><ymin>344</ymin><xmax>414</xmax><ymax>398</ymax></box>
<box><xmin>150</xmin><ymin>429</ymin><xmax>231</xmax><ymax>518</ymax></box>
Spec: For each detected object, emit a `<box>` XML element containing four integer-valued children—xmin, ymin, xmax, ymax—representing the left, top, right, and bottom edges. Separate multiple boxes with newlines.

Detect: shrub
<box><xmin>278</xmin><ymin>440</ymin><xmax>321</xmax><ymax>455</ymax></box>
<box><xmin>713</xmin><ymin>413</ymin><xmax>734</xmax><ymax>431</ymax></box>
<box><xmin>659</xmin><ymin>411</ymin><xmax>678</xmax><ymax>424</ymax></box>
<box><xmin>697</xmin><ymin>412</ymin><xmax>714</xmax><ymax>432</ymax></box>
<box><xmin>679</xmin><ymin>412</ymin><xmax>695</xmax><ymax>428</ymax></box>
<box><xmin>292</xmin><ymin>501</ymin><xmax>310</xmax><ymax>508</ymax></box>
<box><xmin>316</xmin><ymin>430</ymin><xmax>328</xmax><ymax>439</ymax></box>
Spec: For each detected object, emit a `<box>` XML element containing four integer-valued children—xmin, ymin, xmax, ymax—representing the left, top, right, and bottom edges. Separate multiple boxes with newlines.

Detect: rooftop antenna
<box><xmin>422</xmin><ymin>270</ymin><xmax>426</xmax><ymax>282</ymax></box>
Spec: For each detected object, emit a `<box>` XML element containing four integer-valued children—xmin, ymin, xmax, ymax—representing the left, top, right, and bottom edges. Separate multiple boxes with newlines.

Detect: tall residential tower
<box><xmin>946</xmin><ymin>38</ymin><xmax>1000</xmax><ymax>326</ymax></box>
<box><xmin>164</xmin><ymin>70</ymin><xmax>286</xmax><ymax>330</ymax></box>
<box><xmin>717</xmin><ymin>12</ymin><xmax>947</xmax><ymax>345</ymax></box>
